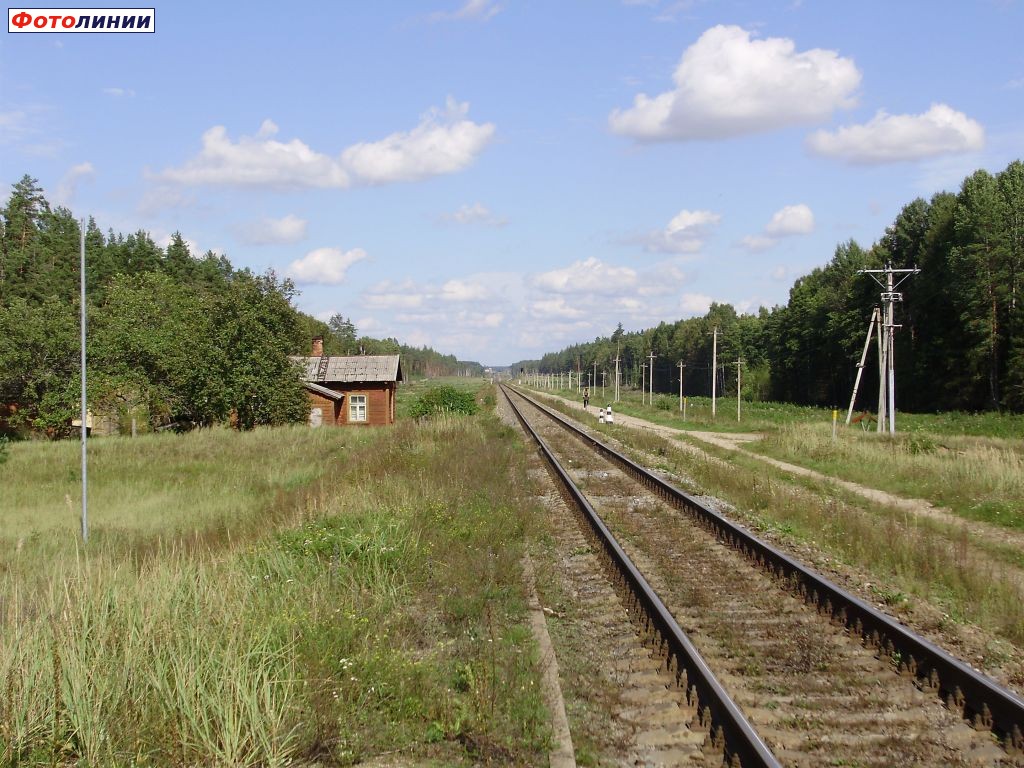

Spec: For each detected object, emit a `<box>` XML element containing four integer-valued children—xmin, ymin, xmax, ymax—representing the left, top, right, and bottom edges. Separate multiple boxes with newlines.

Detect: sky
<box><xmin>2</xmin><ymin>1</ymin><xmax>1023</xmax><ymax>366</ymax></box>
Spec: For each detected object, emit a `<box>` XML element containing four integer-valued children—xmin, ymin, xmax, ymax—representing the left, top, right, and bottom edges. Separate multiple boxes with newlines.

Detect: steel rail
<box><xmin>502</xmin><ymin>385</ymin><xmax>781</xmax><ymax>768</ymax></box>
<box><xmin>509</xmin><ymin>384</ymin><xmax>1024</xmax><ymax>756</ymax></box>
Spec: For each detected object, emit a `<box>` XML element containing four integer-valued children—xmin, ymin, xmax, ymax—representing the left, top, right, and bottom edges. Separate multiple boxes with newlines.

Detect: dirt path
<box><xmin>541</xmin><ymin>392</ymin><xmax>1024</xmax><ymax>555</ymax></box>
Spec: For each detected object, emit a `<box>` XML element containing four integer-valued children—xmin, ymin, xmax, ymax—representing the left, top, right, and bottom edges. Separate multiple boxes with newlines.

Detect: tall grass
<box><xmin>0</xmin><ymin>425</ymin><xmax>360</xmax><ymax>540</ymax></box>
<box><xmin>537</xmin><ymin>383</ymin><xmax>1024</xmax><ymax>437</ymax></box>
<box><xmin>1</xmin><ymin>405</ymin><xmax>548</xmax><ymax>765</ymax></box>
<box><xmin>756</xmin><ymin>423</ymin><xmax>1024</xmax><ymax>529</ymax></box>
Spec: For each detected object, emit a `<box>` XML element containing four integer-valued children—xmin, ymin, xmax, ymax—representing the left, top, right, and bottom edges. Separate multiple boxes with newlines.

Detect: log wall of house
<box><xmin>304</xmin><ymin>383</ymin><xmax>397</xmax><ymax>426</ymax></box>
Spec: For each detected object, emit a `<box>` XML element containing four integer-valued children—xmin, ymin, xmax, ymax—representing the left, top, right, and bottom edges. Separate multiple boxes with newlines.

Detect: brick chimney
<box><xmin>311</xmin><ymin>336</ymin><xmax>324</xmax><ymax>356</ymax></box>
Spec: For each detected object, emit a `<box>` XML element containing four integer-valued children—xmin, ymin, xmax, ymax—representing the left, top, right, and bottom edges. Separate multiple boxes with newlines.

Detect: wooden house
<box><xmin>291</xmin><ymin>338</ymin><xmax>403</xmax><ymax>427</ymax></box>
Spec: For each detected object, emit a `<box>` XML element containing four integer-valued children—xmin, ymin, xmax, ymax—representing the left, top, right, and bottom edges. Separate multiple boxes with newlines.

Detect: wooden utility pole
<box><xmin>601</xmin><ymin>371</ymin><xmax>606</xmax><ymax>398</ymax></box>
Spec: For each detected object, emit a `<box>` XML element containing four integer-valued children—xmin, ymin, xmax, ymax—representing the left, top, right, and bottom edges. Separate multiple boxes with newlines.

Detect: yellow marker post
<box><xmin>832</xmin><ymin>409</ymin><xmax>838</xmax><ymax>441</ymax></box>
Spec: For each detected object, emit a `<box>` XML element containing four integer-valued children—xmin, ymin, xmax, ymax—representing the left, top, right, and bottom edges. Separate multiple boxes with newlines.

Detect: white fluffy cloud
<box><xmin>530</xmin><ymin>256</ymin><xmax>638</xmax><ymax>295</ymax></box>
<box><xmin>440</xmin><ymin>279</ymin><xmax>490</xmax><ymax>301</ymax></box>
<box><xmin>440</xmin><ymin>202</ymin><xmax>507</xmax><ymax>227</ymax></box>
<box><xmin>639</xmin><ymin>209</ymin><xmax>721</xmax><ymax>253</ymax></box>
<box><xmin>157</xmin><ymin>99</ymin><xmax>493</xmax><ymax>189</ymax></box>
<box><xmin>159</xmin><ymin>120</ymin><xmax>351</xmax><ymax>189</ymax></box>
<box><xmin>55</xmin><ymin>162</ymin><xmax>95</xmax><ymax>206</ymax></box>
<box><xmin>348</xmin><ymin>258</ymin><xmax>700</xmax><ymax>360</ymax></box>
<box><xmin>341</xmin><ymin>98</ymin><xmax>495</xmax><ymax>184</ymax></box>
<box><xmin>806</xmin><ymin>103</ymin><xmax>985</xmax><ymax>164</ymax></box>
<box><xmin>530</xmin><ymin>297</ymin><xmax>586</xmax><ymax>319</ymax></box>
<box><xmin>765</xmin><ymin>204</ymin><xmax>815</xmax><ymax>236</ymax></box>
<box><xmin>287</xmin><ymin>247</ymin><xmax>366</xmax><ymax>285</ymax></box>
<box><xmin>239</xmin><ymin>214</ymin><xmax>307</xmax><ymax>245</ymax></box>
<box><xmin>680</xmin><ymin>292</ymin><xmax>713</xmax><ymax>314</ymax></box>
<box><xmin>610</xmin><ymin>25</ymin><xmax>860</xmax><ymax>141</ymax></box>
<box><xmin>741</xmin><ymin>204</ymin><xmax>814</xmax><ymax>252</ymax></box>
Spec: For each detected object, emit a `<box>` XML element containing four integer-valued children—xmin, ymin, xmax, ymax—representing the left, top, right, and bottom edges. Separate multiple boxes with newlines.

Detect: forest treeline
<box><xmin>514</xmin><ymin>160</ymin><xmax>1024</xmax><ymax>413</ymax></box>
<box><xmin>0</xmin><ymin>175</ymin><xmax>481</xmax><ymax>436</ymax></box>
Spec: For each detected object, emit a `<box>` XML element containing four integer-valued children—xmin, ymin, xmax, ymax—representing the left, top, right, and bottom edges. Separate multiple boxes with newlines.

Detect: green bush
<box><xmin>409</xmin><ymin>386</ymin><xmax>479</xmax><ymax>418</ymax></box>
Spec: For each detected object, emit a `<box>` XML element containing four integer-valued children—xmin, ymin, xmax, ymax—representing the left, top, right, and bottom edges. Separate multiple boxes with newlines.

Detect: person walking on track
<box><xmin>583</xmin><ymin>387</ymin><xmax>590</xmax><ymax>409</ymax></box>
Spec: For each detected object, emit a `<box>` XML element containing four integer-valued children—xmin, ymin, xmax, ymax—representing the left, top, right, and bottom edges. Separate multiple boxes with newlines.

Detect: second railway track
<box><xmin>503</xmin><ymin>384</ymin><xmax>1024</xmax><ymax>767</ymax></box>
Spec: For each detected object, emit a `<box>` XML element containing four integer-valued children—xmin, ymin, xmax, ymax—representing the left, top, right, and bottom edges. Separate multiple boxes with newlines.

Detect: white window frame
<box><xmin>349</xmin><ymin>394</ymin><xmax>367</xmax><ymax>422</ymax></box>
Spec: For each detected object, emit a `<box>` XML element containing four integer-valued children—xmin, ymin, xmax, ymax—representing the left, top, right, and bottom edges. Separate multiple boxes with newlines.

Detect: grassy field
<box><xmin>541</xmin><ymin>383</ymin><xmax>1024</xmax><ymax>437</ymax></box>
<box><xmin>536</xmin><ymin>384</ymin><xmax>1024</xmax><ymax>526</ymax></box>
<box><xmin>755</xmin><ymin>423</ymin><xmax>1024</xmax><ymax>529</ymax></box>
<box><xmin>0</xmin><ymin>381</ymin><xmax>549</xmax><ymax>766</ymax></box>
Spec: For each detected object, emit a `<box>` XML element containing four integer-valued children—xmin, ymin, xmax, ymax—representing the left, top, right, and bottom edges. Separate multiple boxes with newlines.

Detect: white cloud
<box><xmin>102</xmin><ymin>87</ymin><xmax>135</xmax><ymax>98</ymax></box>
<box><xmin>440</xmin><ymin>278</ymin><xmax>490</xmax><ymax>301</ymax></box>
<box><xmin>363</xmin><ymin>280</ymin><xmax>426</xmax><ymax>310</ymax></box>
<box><xmin>341</xmin><ymin>98</ymin><xmax>495</xmax><ymax>184</ymax></box>
<box><xmin>238</xmin><ymin>214</ymin><xmax>307</xmax><ymax>245</ymax></box>
<box><xmin>739</xmin><ymin>235</ymin><xmax>776</xmax><ymax>253</ymax></box>
<box><xmin>55</xmin><ymin>162</ymin><xmax>95</xmax><ymax>206</ymax></box>
<box><xmin>158</xmin><ymin>120</ymin><xmax>351</xmax><ymax>189</ymax></box>
<box><xmin>531</xmin><ymin>257</ymin><xmax>638</xmax><ymax>295</ymax></box>
<box><xmin>609</xmin><ymin>25</ymin><xmax>860</xmax><ymax>141</ymax></box>
<box><xmin>440</xmin><ymin>202</ymin><xmax>507</xmax><ymax>227</ymax></box>
<box><xmin>455</xmin><ymin>310</ymin><xmax>504</xmax><ymax>328</ymax></box>
<box><xmin>806</xmin><ymin>103</ymin><xmax>985</xmax><ymax>164</ymax></box>
<box><xmin>770</xmin><ymin>265</ymin><xmax>790</xmax><ymax>280</ymax></box>
<box><xmin>429</xmin><ymin>0</ymin><xmax>501</xmax><ymax>21</ymax></box>
<box><xmin>157</xmin><ymin>99</ymin><xmax>493</xmax><ymax>189</ymax></box>
<box><xmin>530</xmin><ymin>297</ymin><xmax>586</xmax><ymax>319</ymax></box>
<box><xmin>680</xmin><ymin>292</ymin><xmax>713</xmax><ymax>314</ymax></box>
<box><xmin>740</xmin><ymin>204</ymin><xmax>814</xmax><ymax>252</ymax></box>
<box><xmin>287</xmin><ymin>247</ymin><xmax>367</xmax><ymax>285</ymax></box>
<box><xmin>765</xmin><ymin>203</ymin><xmax>815</xmax><ymax>236</ymax></box>
<box><xmin>636</xmin><ymin>209</ymin><xmax>721</xmax><ymax>253</ymax></box>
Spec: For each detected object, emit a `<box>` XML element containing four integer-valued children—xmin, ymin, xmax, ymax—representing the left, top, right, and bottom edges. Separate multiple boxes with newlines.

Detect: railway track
<box><xmin>502</xmin><ymin>384</ymin><xmax>1024</xmax><ymax>767</ymax></box>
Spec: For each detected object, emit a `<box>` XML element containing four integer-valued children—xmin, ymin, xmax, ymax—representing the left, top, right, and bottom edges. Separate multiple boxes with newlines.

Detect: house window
<box><xmin>349</xmin><ymin>394</ymin><xmax>367</xmax><ymax>422</ymax></box>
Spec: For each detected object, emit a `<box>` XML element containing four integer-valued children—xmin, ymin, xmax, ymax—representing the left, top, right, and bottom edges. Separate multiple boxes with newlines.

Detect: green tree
<box><xmin>328</xmin><ymin>314</ymin><xmax>358</xmax><ymax>353</ymax></box>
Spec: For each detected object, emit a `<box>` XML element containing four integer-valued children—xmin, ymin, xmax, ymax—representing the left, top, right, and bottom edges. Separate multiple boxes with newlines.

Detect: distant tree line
<box><xmin>515</xmin><ymin>160</ymin><xmax>1024</xmax><ymax>413</ymax></box>
<box><xmin>0</xmin><ymin>175</ymin><xmax>481</xmax><ymax>436</ymax></box>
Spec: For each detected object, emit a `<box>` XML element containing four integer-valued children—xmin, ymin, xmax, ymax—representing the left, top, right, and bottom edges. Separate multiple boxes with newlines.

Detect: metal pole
<box><xmin>79</xmin><ymin>219</ymin><xmax>88</xmax><ymax>543</ymax></box>
<box><xmin>614</xmin><ymin>352</ymin><xmax>620</xmax><ymax>403</ymax></box>
<box><xmin>887</xmin><ymin>269</ymin><xmax>897</xmax><ymax>434</ymax></box>
<box><xmin>736</xmin><ymin>358</ymin><xmax>742</xmax><ymax>422</ymax></box>
<box><xmin>648</xmin><ymin>352</ymin><xmax>655</xmax><ymax>405</ymax></box>
<box><xmin>711</xmin><ymin>326</ymin><xmax>718</xmax><ymax>418</ymax></box>
<box><xmin>846</xmin><ymin>307</ymin><xmax>878</xmax><ymax>425</ymax></box>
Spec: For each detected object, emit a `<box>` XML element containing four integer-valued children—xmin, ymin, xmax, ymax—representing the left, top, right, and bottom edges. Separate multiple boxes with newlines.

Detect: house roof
<box><xmin>303</xmin><ymin>381</ymin><xmax>345</xmax><ymax>401</ymax></box>
<box><xmin>291</xmin><ymin>355</ymin><xmax>403</xmax><ymax>384</ymax></box>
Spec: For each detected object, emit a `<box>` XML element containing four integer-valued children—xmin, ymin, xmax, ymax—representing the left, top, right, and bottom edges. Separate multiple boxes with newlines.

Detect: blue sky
<box><xmin>3</xmin><ymin>0</ymin><xmax>1022</xmax><ymax>365</ymax></box>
